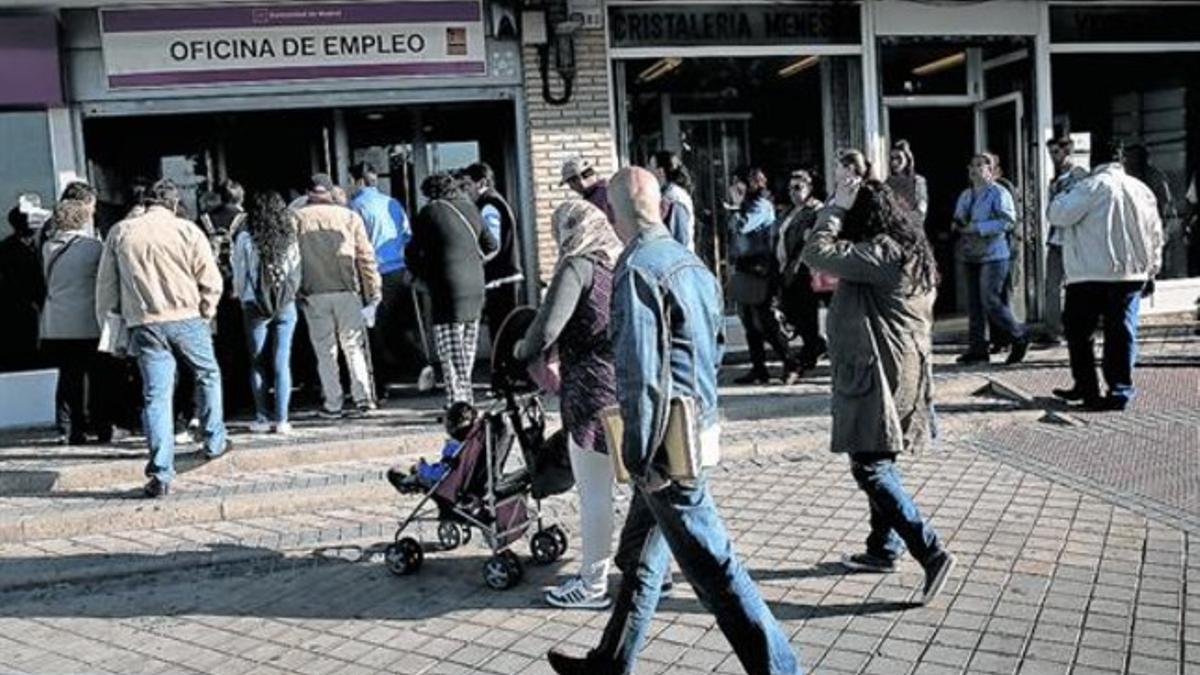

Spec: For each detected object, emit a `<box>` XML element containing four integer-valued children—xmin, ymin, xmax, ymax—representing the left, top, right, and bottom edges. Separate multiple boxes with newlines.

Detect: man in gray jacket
<box><xmin>1048</xmin><ymin>140</ymin><xmax>1163</xmax><ymax>411</ymax></box>
<box><xmin>96</xmin><ymin>179</ymin><xmax>228</xmax><ymax>497</ymax></box>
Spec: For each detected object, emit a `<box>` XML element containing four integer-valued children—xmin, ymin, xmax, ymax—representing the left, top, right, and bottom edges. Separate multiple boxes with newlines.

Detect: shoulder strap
<box><xmin>440</xmin><ymin>200</ymin><xmax>485</xmax><ymax>259</ymax></box>
<box><xmin>44</xmin><ymin>236</ymin><xmax>81</xmax><ymax>281</ymax></box>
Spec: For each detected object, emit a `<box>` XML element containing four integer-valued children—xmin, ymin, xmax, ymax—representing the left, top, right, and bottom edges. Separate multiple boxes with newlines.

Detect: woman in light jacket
<box><xmin>801</xmin><ymin>173</ymin><xmax>956</xmax><ymax>606</ymax></box>
<box><xmin>231</xmin><ymin>191</ymin><xmax>302</xmax><ymax>434</ymax></box>
<box><xmin>41</xmin><ymin>199</ymin><xmax>111</xmax><ymax>445</ymax></box>
<box><xmin>515</xmin><ymin>200</ymin><xmax>621</xmax><ymax>610</ymax></box>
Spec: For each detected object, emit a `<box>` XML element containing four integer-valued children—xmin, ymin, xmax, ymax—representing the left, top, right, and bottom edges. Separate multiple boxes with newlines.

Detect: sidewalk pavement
<box><xmin>0</xmin><ymin>328</ymin><xmax>1196</xmax><ymax>674</ymax></box>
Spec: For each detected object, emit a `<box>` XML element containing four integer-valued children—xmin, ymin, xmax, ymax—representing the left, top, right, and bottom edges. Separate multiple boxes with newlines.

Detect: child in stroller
<box><xmin>381</xmin><ymin>306</ymin><xmax>578</xmax><ymax>590</ymax></box>
<box><xmin>387</xmin><ymin>402</ymin><xmax>477</xmax><ymax>494</ymax></box>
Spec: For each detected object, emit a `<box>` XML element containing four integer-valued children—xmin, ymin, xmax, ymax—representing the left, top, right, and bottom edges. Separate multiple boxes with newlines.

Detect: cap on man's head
<box><xmin>559</xmin><ymin>157</ymin><xmax>592</xmax><ymax>186</ymax></box>
<box><xmin>308</xmin><ymin>173</ymin><xmax>335</xmax><ymax>195</ymax></box>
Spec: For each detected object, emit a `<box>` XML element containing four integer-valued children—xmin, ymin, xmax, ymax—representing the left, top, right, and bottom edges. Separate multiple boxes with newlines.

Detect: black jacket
<box><xmin>477</xmin><ymin>189</ymin><xmax>523</xmax><ymax>288</ymax></box>
<box><xmin>406</xmin><ymin>196</ymin><xmax>498</xmax><ymax>324</ymax></box>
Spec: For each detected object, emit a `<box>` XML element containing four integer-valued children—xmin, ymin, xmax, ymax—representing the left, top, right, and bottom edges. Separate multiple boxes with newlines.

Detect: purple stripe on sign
<box><xmin>107</xmin><ymin>60</ymin><xmax>486</xmax><ymax>87</ymax></box>
<box><xmin>102</xmin><ymin>1</ymin><xmax>480</xmax><ymax>33</ymax></box>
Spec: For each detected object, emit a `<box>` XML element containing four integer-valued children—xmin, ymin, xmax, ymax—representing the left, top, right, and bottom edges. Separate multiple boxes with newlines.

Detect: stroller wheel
<box><xmin>385</xmin><ymin>538</ymin><xmax>423</xmax><ymax>576</ymax></box>
<box><xmin>483</xmin><ymin>552</ymin><xmax>522</xmax><ymax>590</ymax></box>
<box><xmin>437</xmin><ymin>521</ymin><xmax>464</xmax><ymax>550</ymax></box>
<box><xmin>547</xmin><ymin>525</ymin><xmax>569</xmax><ymax>556</ymax></box>
<box><xmin>530</xmin><ymin>531</ymin><xmax>562</xmax><ymax>565</ymax></box>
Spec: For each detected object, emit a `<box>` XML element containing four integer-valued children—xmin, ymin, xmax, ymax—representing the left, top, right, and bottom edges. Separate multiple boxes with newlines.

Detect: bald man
<box><xmin>548</xmin><ymin>167</ymin><xmax>801</xmax><ymax>675</ymax></box>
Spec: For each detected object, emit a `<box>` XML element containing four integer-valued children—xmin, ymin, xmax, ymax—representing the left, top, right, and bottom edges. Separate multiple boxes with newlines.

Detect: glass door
<box><xmin>674</xmin><ymin>115</ymin><xmax>750</xmax><ymax>294</ymax></box>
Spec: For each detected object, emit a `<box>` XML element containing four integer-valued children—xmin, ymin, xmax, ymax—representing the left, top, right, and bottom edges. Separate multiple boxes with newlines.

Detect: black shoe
<box><xmin>1052</xmin><ymin>387</ymin><xmax>1092</xmax><ymax>402</ymax></box>
<box><xmin>989</xmin><ymin>342</ymin><xmax>1010</xmax><ymax>355</ymax></box>
<box><xmin>733</xmin><ymin>369</ymin><xmax>770</xmax><ymax>385</ymax></box>
<box><xmin>1005</xmin><ymin>338</ymin><xmax>1029</xmax><ymax>365</ymax></box>
<box><xmin>921</xmin><ymin>550</ymin><xmax>956</xmax><ymax>605</ymax></box>
<box><xmin>317</xmin><ymin>408</ymin><xmax>344</xmax><ymax>420</ymax></box>
<box><xmin>955</xmin><ymin>351</ymin><xmax>989</xmax><ymax>365</ymax></box>
<box><xmin>1083</xmin><ymin>395</ymin><xmax>1128</xmax><ymax>412</ymax></box>
<box><xmin>143</xmin><ymin>477</ymin><xmax>170</xmax><ymax>498</ymax></box>
<box><xmin>547</xmin><ymin>649</ymin><xmax>612</xmax><ymax>675</ymax></box>
<box><xmin>840</xmin><ymin>552</ymin><xmax>897</xmax><ymax>573</ymax></box>
<box><xmin>202</xmin><ymin>439</ymin><xmax>234</xmax><ymax>461</ymax></box>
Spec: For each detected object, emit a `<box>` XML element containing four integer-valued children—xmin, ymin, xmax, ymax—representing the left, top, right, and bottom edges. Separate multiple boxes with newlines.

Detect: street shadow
<box><xmin>0</xmin><ymin>548</ymin><xmax>924</xmax><ymax>625</ymax></box>
<box><xmin>749</xmin><ymin>562</ymin><xmax>850</xmax><ymax>582</ymax></box>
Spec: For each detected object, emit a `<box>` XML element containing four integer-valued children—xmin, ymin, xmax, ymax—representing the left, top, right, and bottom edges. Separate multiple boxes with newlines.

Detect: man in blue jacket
<box><xmin>349</xmin><ymin>162</ymin><xmax>429</xmax><ymax>396</ymax></box>
<box><xmin>547</xmin><ymin>167</ymin><xmax>801</xmax><ymax>675</ymax></box>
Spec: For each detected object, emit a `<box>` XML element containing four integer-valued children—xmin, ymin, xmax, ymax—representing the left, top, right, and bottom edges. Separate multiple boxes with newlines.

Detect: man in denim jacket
<box><xmin>548</xmin><ymin>167</ymin><xmax>800</xmax><ymax>675</ymax></box>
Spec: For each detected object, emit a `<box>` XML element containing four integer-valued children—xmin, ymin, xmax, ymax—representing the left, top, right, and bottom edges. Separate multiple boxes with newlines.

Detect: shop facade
<box><xmin>584</xmin><ymin>0</ymin><xmax>1200</xmax><ymax>319</ymax></box>
<box><xmin>1</xmin><ymin>0</ymin><xmax>542</xmax><ymax>300</ymax></box>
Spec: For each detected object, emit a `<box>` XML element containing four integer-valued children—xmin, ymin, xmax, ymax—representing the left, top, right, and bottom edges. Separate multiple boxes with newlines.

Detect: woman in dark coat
<box><xmin>773</xmin><ymin>168</ymin><xmax>828</xmax><ymax>383</ymax></box>
<box><xmin>801</xmin><ymin>171</ymin><xmax>955</xmax><ymax>606</ymax></box>
<box><xmin>405</xmin><ymin>173</ymin><xmax>498</xmax><ymax>406</ymax></box>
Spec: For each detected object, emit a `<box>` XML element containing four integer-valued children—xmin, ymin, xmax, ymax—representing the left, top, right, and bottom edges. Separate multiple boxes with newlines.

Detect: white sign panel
<box><xmin>100</xmin><ymin>1</ymin><xmax>486</xmax><ymax>88</ymax></box>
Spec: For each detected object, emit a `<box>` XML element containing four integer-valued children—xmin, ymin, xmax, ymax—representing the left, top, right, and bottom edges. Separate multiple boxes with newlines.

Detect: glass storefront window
<box><xmin>1053</xmin><ymin>53</ymin><xmax>1200</xmax><ymax>279</ymax></box>
<box><xmin>881</xmin><ymin>43</ymin><xmax>970</xmax><ymax>97</ymax></box>
<box><xmin>615</xmin><ymin>54</ymin><xmax>862</xmax><ymax>278</ymax></box>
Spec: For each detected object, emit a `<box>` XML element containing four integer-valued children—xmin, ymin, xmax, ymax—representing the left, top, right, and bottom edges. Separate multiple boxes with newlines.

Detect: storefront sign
<box><xmin>99</xmin><ymin>1</ymin><xmax>486</xmax><ymax>89</ymax></box>
<box><xmin>1051</xmin><ymin>5</ymin><xmax>1200</xmax><ymax>43</ymax></box>
<box><xmin>609</xmin><ymin>3</ymin><xmax>860</xmax><ymax>49</ymax></box>
<box><xmin>0</xmin><ymin>15</ymin><xmax>62</xmax><ymax>106</ymax></box>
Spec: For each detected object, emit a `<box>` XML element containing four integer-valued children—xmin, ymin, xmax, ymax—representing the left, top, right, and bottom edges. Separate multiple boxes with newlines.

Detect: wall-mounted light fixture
<box><xmin>777</xmin><ymin>55</ymin><xmax>820</xmax><ymax>78</ymax></box>
<box><xmin>912</xmin><ymin>51</ymin><xmax>966</xmax><ymax>77</ymax></box>
<box><xmin>525</xmin><ymin>1</ymin><xmax>578</xmax><ymax>106</ymax></box>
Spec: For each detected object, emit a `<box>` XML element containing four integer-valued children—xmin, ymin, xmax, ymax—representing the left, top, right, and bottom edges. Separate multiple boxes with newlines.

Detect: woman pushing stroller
<box><xmin>513</xmin><ymin>200</ymin><xmax>621</xmax><ymax>610</ymax></box>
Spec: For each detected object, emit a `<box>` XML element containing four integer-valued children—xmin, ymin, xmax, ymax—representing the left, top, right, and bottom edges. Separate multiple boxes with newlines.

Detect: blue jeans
<box><xmin>1063</xmin><ymin>281</ymin><xmax>1143</xmax><ymax>403</ymax></box>
<box><xmin>242</xmin><ymin>302</ymin><xmax>298</xmax><ymax>424</ymax></box>
<box><xmin>131</xmin><ymin>318</ymin><xmax>227</xmax><ymax>484</ymax></box>
<box><xmin>591</xmin><ymin>476</ymin><xmax>800</xmax><ymax>675</ymax></box>
<box><xmin>966</xmin><ymin>259</ymin><xmax>1026</xmax><ymax>352</ymax></box>
<box><xmin>850</xmin><ymin>453</ymin><xmax>942</xmax><ymax>565</ymax></box>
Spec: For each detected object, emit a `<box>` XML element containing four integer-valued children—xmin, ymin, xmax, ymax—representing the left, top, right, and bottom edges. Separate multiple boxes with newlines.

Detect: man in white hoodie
<box><xmin>1047</xmin><ymin>139</ymin><xmax>1163</xmax><ymax>411</ymax></box>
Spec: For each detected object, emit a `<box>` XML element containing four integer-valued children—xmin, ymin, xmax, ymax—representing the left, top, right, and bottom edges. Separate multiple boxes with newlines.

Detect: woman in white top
<box><xmin>231</xmin><ymin>191</ymin><xmax>302</xmax><ymax>433</ymax></box>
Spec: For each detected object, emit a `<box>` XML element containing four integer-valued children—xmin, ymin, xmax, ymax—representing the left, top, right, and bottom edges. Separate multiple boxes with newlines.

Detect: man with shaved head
<box><xmin>548</xmin><ymin>167</ymin><xmax>801</xmax><ymax>675</ymax></box>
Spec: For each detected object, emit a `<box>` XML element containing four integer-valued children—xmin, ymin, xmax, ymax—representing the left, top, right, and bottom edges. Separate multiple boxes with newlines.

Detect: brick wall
<box><xmin>522</xmin><ymin>28</ymin><xmax>617</xmax><ymax>282</ymax></box>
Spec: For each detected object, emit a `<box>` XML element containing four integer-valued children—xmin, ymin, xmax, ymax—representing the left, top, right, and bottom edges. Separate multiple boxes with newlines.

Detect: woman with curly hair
<box><xmin>232</xmin><ymin>191</ymin><xmax>302</xmax><ymax>433</ymax></box>
<box><xmin>802</xmin><ymin>158</ymin><xmax>955</xmax><ymax>605</ymax></box>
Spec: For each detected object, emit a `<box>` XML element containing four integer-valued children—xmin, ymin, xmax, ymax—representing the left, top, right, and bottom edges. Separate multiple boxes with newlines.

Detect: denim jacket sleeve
<box><xmin>611</xmin><ymin>263</ymin><xmax>670</xmax><ymax>482</ymax></box>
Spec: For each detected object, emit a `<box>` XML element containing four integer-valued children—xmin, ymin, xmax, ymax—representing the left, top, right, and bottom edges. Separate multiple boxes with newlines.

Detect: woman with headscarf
<box><xmin>886</xmin><ymin>140</ymin><xmax>929</xmax><ymax>227</ymax></box>
<box><xmin>515</xmin><ymin>199</ymin><xmax>621</xmax><ymax>611</ymax></box>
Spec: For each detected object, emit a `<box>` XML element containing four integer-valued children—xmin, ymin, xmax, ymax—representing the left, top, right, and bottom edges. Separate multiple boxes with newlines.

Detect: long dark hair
<box><xmin>653</xmin><ymin>151</ymin><xmax>693</xmax><ymax>192</ymax></box>
<box><xmin>841</xmin><ymin>180</ymin><xmax>938</xmax><ymax>294</ymax></box>
<box><xmin>247</xmin><ymin>191</ymin><xmax>295</xmax><ymax>266</ymax></box>
<box><xmin>734</xmin><ymin>167</ymin><xmax>770</xmax><ymax>213</ymax></box>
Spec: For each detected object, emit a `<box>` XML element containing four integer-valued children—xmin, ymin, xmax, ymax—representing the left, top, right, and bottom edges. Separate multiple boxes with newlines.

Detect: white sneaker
<box><xmin>417</xmin><ymin>366</ymin><xmax>436</xmax><ymax>392</ymax></box>
<box><xmin>248</xmin><ymin>420</ymin><xmax>272</xmax><ymax>434</ymax></box>
<box><xmin>274</xmin><ymin>422</ymin><xmax>293</xmax><ymax>435</ymax></box>
<box><xmin>544</xmin><ymin>576</ymin><xmax>612</xmax><ymax>610</ymax></box>
<box><xmin>174</xmin><ymin>430</ymin><xmax>193</xmax><ymax>445</ymax></box>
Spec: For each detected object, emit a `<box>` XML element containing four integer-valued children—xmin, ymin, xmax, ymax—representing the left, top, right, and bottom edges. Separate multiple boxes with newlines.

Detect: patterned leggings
<box><xmin>432</xmin><ymin>321</ymin><xmax>479</xmax><ymax>406</ymax></box>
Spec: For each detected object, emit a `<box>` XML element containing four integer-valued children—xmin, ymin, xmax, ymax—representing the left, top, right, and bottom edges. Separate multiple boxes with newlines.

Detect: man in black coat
<box><xmin>462</xmin><ymin>163</ymin><xmax>524</xmax><ymax>344</ymax></box>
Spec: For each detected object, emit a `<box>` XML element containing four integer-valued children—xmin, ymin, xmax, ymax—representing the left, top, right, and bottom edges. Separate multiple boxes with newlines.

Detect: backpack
<box><xmin>201</xmin><ymin>212</ymin><xmax>246</xmax><ymax>298</ymax></box>
<box><xmin>249</xmin><ymin>239</ymin><xmax>299</xmax><ymax>318</ymax></box>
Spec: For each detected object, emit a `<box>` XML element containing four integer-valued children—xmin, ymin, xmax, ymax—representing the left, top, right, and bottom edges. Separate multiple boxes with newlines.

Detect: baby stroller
<box><xmin>383</xmin><ymin>307</ymin><xmax>576</xmax><ymax>589</ymax></box>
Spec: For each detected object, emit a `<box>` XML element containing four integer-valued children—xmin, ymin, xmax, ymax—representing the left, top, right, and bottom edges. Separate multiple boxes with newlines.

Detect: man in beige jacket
<box><xmin>295</xmin><ymin>174</ymin><xmax>382</xmax><ymax>418</ymax></box>
<box><xmin>95</xmin><ymin>179</ymin><xmax>228</xmax><ymax>498</ymax></box>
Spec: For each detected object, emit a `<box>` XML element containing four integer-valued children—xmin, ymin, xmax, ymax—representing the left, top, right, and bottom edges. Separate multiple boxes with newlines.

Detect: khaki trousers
<box><xmin>302</xmin><ymin>292</ymin><xmax>371</xmax><ymax>412</ymax></box>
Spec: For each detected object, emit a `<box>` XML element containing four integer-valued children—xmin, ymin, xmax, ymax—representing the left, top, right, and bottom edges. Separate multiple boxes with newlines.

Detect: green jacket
<box><xmin>800</xmin><ymin>206</ymin><xmax>935</xmax><ymax>456</ymax></box>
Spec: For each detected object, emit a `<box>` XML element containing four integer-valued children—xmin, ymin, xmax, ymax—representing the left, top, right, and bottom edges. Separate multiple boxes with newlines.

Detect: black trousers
<box><xmin>369</xmin><ymin>271</ymin><xmax>434</xmax><ymax>391</ymax></box>
<box><xmin>485</xmin><ymin>282</ymin><xmax>522</xmax><ymax>348</ymax></box>
<box><xmin>737</xmin><ymin>301</ymin><xmax>792</xmax><ymax>373</ymax></box>
<box><xmin>777</xmin><ymin>278</ymin><xmax>828</xmax><ymax>361</ymax></box>
<box><xmin>42</xmin><ymin>338</ymin><xmax>113</xmax><ymax>439</ymax></box>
